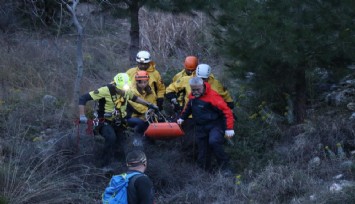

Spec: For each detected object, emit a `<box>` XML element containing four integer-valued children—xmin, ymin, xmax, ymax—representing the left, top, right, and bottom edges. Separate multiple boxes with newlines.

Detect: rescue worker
<box><xmin>168</xmin><ymin>56</ymin><xmax>198</xmax><ymax>113</ymax></box>
<box><xmin>177</xmin><ymin>77</ymin><xmax>235</xmax><ymax>174</ymax></box>
<box><xmin>172</xmin><ymin>56</ymin><xmax>198</xmax><ymax>83</ymax></box>
<box><xmin>78</xmin><ymin>73</ymin><xmax>158</xmax><ymax>167</ymax></box>
<box><xmin>126</xmin><ymin>71</ymin><xmax>157</xmax><ymax>146</ymax></box>
<box><xmin>126</xmin><ymin>51</ymin><xmax>165</xmax><ymax>111</ymax></box>
<box><xmin>166</xmin><ymin>64</ymin><xmax>235</xmax><ymax>112</ymax></box>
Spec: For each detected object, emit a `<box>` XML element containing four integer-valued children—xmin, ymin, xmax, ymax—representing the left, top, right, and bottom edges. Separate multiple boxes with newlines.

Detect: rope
<box><xmin>74</xmin><ymin>119</ymin><xmax>80</xmax><ymax>152</ymax></box>
<box><xmin>74</xmin><ymin>119</ymin><xmax>95</xmax><ymax>152</ymax></box>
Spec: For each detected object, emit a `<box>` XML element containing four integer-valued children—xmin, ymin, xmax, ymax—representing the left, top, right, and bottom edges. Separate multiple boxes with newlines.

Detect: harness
<box><xmin>93</xmin><ymin>84</ymin><xmax>129</xmax><ymax>131</ymax></box>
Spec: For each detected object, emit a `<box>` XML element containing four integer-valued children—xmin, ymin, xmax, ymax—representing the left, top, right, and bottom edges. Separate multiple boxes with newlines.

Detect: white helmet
<box><xmin>136</xmin><ymin>51</ymin><xmax>151</xmax><ymax>63</ymax></box>
<box><xmin>196</xmin><ymin>64</ymin><xmax>211</xmax><ymax>78</ymax></box>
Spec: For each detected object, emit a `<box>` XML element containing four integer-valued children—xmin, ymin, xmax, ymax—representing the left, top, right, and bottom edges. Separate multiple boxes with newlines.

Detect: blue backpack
<box><xmin>102</xmin><ymin>172</ymin><xmax>142</xmax><ymax>204</ymax></box>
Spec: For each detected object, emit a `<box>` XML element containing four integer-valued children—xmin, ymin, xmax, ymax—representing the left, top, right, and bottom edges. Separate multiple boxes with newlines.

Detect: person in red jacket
<box><xmin>177</xmin><ymin>77</ymin><xmax>235</xmax><ymax>174</ymax></box>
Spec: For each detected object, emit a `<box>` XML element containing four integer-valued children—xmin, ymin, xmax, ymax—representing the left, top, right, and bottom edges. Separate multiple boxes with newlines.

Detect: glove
<box><xmin>227</xmin><ymin>102</ymin><xmax>235</xmax><ymax>109</ymax></box>
<box><xmin>177</xmin><ymin>118</ymin><xmax>184</xmax><ymax>125</ymax></box>
<box><xmin>225</xmin><ymin>130</ymin><xmax>235</xmax><ymax>138</ymax></box>
<box><xmin>157</xmin><ymin>98</ymin><xmax>164</xmax><ymax>111</ymax></box>
<box><xmin>148</xmin><ymin>103</ymin><xmax>159</xmax><ymax>112</ymax></box>
<box><xmin>79</xmin><ymin>115</ymin><xmax>88</xmax><ymax>124</ymax></box>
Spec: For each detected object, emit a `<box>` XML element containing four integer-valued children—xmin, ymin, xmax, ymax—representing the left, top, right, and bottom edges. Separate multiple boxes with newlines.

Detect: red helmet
<box><xmin>184</xmin><ymin>56</ymin><xmax>198</xmax><ymax>71</ymax></box>
<box><xmin>135</xmin><ymin>70</ymin><xmax>149</xmax><ymax>81</ymax></box>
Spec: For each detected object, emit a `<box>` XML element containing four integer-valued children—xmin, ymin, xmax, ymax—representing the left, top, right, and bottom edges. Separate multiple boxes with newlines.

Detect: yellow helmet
<box><xmin>113</xmin><ymin>73</ymin><xmax>131</xmax><ymax>90</ymax></box>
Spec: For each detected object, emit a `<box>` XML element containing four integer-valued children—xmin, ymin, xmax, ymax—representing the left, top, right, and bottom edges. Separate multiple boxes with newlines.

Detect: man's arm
<box><xmin>78</xmin><ymin>93</ymin><xmax>93</xmax><ymax>120</ymax></box>
<box><xmin>135</xmin><ymin>176</ymin><xmax>154</xmax><ymax>204</ymax></box>
<box><xmin>209</xmin><ymin>93</ymin><xmax>234</xmax><ymax>130</ymax></box>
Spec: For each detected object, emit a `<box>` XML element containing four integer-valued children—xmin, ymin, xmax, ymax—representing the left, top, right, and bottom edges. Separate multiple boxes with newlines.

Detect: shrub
<box><xmin>246</xmin><ymin>164</ymin><xmax>314</xmax><ymax>203</ymax></box>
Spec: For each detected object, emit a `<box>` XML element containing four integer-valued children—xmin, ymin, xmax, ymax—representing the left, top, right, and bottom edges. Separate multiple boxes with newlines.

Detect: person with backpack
<box><xmin>177</xmin><ymin>77</ymin><xmax>235</xmax><ymax>175</ymax></box>
<box><xmin>78</xmin><ymin>73</ymin><xmax>159</xmax><ymax>167</ymax></box>
<box><xmin>102</xmin><ymin>150</ymin><xmax>154</xmax><ymax>204</ymax></box>
<box><xmin>126</xmin><ymin>51</ymin><xmax>165</xmax><ymax>111</ymax></box>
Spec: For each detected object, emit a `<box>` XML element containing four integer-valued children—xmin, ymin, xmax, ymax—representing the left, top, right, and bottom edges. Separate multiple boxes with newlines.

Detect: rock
<box><xmin>340</xmin><ymin>160</ymin><xmax>353</xmax><ymax>170</ymax></box>
<box><xmin>347</xmin><ymin>102</ymin><xmax>355</xmax><ymax>111</ymax></box>
<box><xmin>333</xmin><ymin>174</ymin><xmax>343</xmax><ymax>179</ymax></box>
<box><xmin>309</xmin><ymin>194</ymin><xmax>316</xmax><ymax>201</ymax></box>
<box><xmin>329</xmin><ymin>180</ymin><xmax>355</xmax><ymax>193</ymax></box>
<box><xmin>349</xmin><ymin>112</ymin><xmax>355</xmax><ymax>120</ymax></box>
<box><xmin>329</xmin><ymin>183</ymin><xmax>342</xmax><ymax>192</ymax></box>
<box><xmin>308</xmin><ymin>157</ymin><xmax>321</xmax><ymax>168</ymax></box>
<box><xmin>325</xmin><ymin>86</ymin><xmax>355</xmax><ymax>106</ymax></box>
<box><xmin>42</xmin><ymin>95</ymin><xmax>57</xmax><ymax>108</ymax></box>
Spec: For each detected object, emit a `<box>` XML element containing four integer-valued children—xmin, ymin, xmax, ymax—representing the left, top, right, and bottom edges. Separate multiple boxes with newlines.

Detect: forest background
<box><xmin>0</xmin><ymin>0</ymin><xmax>354</xmax><ymax>203</ymax></box>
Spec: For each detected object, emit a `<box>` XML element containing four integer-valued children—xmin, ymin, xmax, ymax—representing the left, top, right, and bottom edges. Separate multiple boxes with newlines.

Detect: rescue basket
<box><xmin>144</xmin><ymin>109</ymin><xmax>184</xmax><ymax>140</ymax></box>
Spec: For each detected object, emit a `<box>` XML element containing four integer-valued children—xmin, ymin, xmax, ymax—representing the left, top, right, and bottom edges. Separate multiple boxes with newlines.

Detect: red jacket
<box><xmin>181</xmin><ymin>82</ymin><xmax>234</xmax><ymax>130</ymax></box>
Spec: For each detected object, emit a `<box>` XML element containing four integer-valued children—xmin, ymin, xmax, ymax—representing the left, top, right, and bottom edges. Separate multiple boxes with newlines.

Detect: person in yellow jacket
<box><xmin>126</xmin><ymin>71</ymin><xmax>157</xmax><ymax>146</ymax></box>
<box><xmin>172</xmin><ymin>56</ymin><xmax>199</xmax><ymax>83</ymax></box>
<box><xmin>126</xmin><ymin>51</ymin><xmax>165</xmax><ymax>111</ymax></box>
<box><xmin>168</xmin><ymin>56</ymin><xmax>198</xmax><ymax>112</ymax></box>
<box><xmin>78</xmin><ymin>73</ymin><xmax>159</xmax><ymax>167</ymax></box>
<box><xmin>166</xmin><ymin>64</ymin><xmax>235</xmax><ymax>111</ymax></box>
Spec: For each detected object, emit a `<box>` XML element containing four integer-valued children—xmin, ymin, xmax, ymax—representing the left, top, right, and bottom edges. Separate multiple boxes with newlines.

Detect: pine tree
<box><xmin>212</xmin><ymin>0</ymin><xmax>355</xmax><ymax>123</ymax></box>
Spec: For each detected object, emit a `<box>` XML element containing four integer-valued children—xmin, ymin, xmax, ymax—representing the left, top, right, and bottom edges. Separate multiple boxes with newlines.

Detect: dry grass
<box><xmin>0</xmin><ymin>7</ymin><xmax>354</xmax><ymax>204</ymax></box>
<box><xmin>0</xmin><ymin>127</ymin><xmax>99</xmax><ymax>203</ymax></box>
<box><xmin>139</xmin><ymin>8</ymin><xmax>219</xmax><ymax>76</ymax></box>
<box><xmin>245</xmin><ymin>164</ymin><xmax>314</xmax><ymax>203</ymax></box>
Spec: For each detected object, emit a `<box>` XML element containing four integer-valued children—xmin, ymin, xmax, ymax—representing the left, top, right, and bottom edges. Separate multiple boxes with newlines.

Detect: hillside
<box><xmin>0</xmin><ymin>8</ymin><xmax>355</xmax><ymax>204</ymax></box>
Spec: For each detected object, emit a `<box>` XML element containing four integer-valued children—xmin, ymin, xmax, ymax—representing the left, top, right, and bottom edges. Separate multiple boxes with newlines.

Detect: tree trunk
<box><xmin>129</xmin><ymin>2</ymin><xmax>140</xmax><ymax>64</ymax></box>
<box><xmin>64</xmin><ymin>0</ymin><xmax>84</xmax><ymax>107</ymax></box>
<box><xmin>294</xmin><ymin>69</ymin><xmax>307</xmax><ymax>123</ymax></box>
<box><xmin>73</xmin><ymin>26</ymin><xmax>84</xmax><ymax>106</ymax></box>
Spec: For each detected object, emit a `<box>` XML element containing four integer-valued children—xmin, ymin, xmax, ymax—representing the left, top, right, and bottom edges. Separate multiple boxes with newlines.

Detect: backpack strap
<box><xmin>126</xmin><ymin>171</ymin><xmax>142</xmax><ymax>180</ymax></box>
<box><xmin>107</xmin><ymin>84</ymin><xmax>118</xmax><ymax>103</ymax></box>
<box><xmin>107</xmin><ymin>84</ymin><xmax>130</xmax><ymax>119</ymax></box>
<box><xmin>129</xmin><ymin>173</ymin><xmax>145</xmax><ymax>185</ymax></box>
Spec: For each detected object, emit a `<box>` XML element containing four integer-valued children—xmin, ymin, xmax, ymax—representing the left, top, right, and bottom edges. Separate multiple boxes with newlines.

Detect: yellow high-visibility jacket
<box><xmin>170</xmin><ymin>69</ymin><xmax>195</xmax><ymax>105</ymax></box>
<box><xmin>89</xmin><ymin>84</ymin><xmax>135</xmax><ymax>120</ymax></box>
<box><xmin>128</xmin><ymin>84</ymin><xmax>157</xmax><ymax>120</ymax></box>
<box><xmin>172</xmin><ymin>69</ymin><xmax>195</xmax><ymax>83</ymax></box>
<box><xmin>126</xmin><ymin>62</ymin><xmax>166</xmax><ymax>99</ymax></box>
<box><xmin>166</xmin><ymin>74</ymin><xmax>233</xmax><ymax>108</ymax></box>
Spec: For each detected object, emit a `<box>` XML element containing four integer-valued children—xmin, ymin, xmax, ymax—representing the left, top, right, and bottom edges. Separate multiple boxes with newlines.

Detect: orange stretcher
<box><xmin>144</xmin><ymin>109</ymin><xmax>184</xmax><ymax>140</ymax></box>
